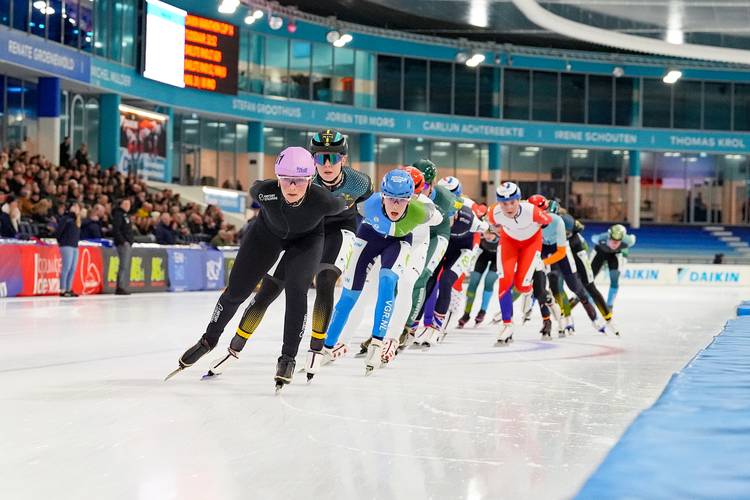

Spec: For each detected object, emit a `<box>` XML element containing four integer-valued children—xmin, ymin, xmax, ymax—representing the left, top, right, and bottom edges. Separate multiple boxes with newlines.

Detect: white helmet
<box><xmin>438</xmin><ymin>176</ymin><xmax>462</xmax><ymax>197</ymax></box>
<box><xmin>496</xmin><ymin>181</ymin><xmax>521</xmax><ymax>202</ymax></box>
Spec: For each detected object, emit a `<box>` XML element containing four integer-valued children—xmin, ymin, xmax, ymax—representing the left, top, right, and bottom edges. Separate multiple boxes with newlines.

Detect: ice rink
<box><xmin>0</xmin><ymin>285</ymin><xmax>743</xmax><ymax>500</ymax></box>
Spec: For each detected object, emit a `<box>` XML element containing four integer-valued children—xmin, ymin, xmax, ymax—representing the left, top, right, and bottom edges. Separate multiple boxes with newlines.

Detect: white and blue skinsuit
<box><xmin>323</xmin><ymin>193</ymin><xmax>433</xmax><ymax>348</ymax></box>
<box><xmin>591</xmin><ymin>232</ymin><xmax>637</xmax><ymax>307</ymax></box>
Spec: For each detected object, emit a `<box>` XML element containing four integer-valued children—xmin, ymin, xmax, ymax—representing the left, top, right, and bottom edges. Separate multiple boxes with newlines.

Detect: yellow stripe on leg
<box><xmin>236</xmin><ymin>328</ymin><xmax>253</xmax><ymax>339</ymax></box>
<box><xmin>311</xmin><ymin>331</ymin><xmax>326</xmax><ymax>339</ymax></box>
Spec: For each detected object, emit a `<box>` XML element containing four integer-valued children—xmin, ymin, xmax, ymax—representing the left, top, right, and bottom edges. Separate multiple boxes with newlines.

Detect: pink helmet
<box><xmin>274</xmin><ymin>147</ymin><xmax>315</xmax><ymax>177</ymax></box>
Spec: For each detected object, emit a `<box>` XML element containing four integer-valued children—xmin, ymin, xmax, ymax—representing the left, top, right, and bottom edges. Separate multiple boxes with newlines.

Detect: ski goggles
<box><xmin>278</xmin><ymin>176</ymin><xmax>312</xmax><ymax>188</ymax></box>
<box><xmin>383</xmin><ymin>195</ymin><xmax>409</xmax><ymax>206</ymax></box>
<box><xmin>313</xmin><ymin>153</ymin><xmax>344</xmax><ymax>166</ymax></box>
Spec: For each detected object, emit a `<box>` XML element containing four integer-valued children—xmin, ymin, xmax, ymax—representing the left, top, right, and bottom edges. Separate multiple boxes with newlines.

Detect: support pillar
<box><xmin>98</xmin><ymin>94</ymin><xmax>121</xmax><ymax>169</ymax></box>
<box><xmin>628</xmin><ymin>151</ymin><xmax>641</xmax><ymax>228</ymax></box>
<box><xmin>248</xmin><ymin>120</ymin><xmax>264</xmax><ymax>183</ymax></box>
<box><xmin>359</xmin><ymin>132</ymin><xmax>376</xmax><ymax>179</ymax></box>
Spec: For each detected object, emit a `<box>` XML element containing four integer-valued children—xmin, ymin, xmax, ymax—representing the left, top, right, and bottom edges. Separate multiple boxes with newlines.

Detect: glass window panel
<box><xmin>264</xmin><ymin>126</ymin><xmax>284</xmax><ymax>158</ymax></box>
<box><xmin>403</xmin><ymin>58</ymin><xmax>427</xmax><ymax>112</ymax></box>
<box><xmin>454</xmin><ymin>65</ymin><xmax>477</xmax><ymax>116</ymax></box>
<box><xmin>456</xmin><ymin>142</ymin><xmax>480</xmax><ymax>199</ymax></box>
<box><xmin>568</xmin><ymin>148</ymin><xmax>595</xmax><ymax>219</ymax></box>
<box><xmin>249</xmin><ymin>34</ymin><xmax>265</xmax><ymax>94</ymax></box>
<box><xmin>238</xmin><ymin>30</ymin><xmax>250</xmax><ymax>92</ymax></box>
<box><xmin>289</xmin><ymin>41</ymin><xmax>310</xmax><ymax>100</ymax></box>
<box><xmin>478</xmin><ymin>66</ymin><xmax>498</xmax><ymax>118</ymax></box>
<box><xmin>376</xmin><ymin>55</ymin><xmax>401</xmax><ymax>110</ymax></box>
<box><xmin>377</xmin><ymin>136</ymin><xmax>403</xmax><ymax>181</ymax></box>
<box><xmin>84</xmin><ymin>97</ymin><xmax>98</xmax><ymax>162</ymax></box>
<box><xmin>332</xmin><ymin>47</ymin><xmax>354</xmax><ymax>105</ymax></box>
<box><xmin>588</xmin><ymin>75</ymin><xmax>613</xmax><ymax>125</ymax></box>
<box><xmin>217</xmin><ymin>122</ymin><xmax>236</xmax><ymax>188</ymax></box>
<box><xmin>539</xmin><ymin>147</ymin><xmax>567</xmax><ymax>203</ymax></box>
<box><xmin>508</xmin><ymin>145</ymin><xmax>538</xmax><ymax>188</ymax></box>
<box><xmin>734</xmin><ymin>83</ymin><xmax>750</xmax><ymax>131</ymax></box>
<box><xmin>30</xmin><ymin>0</ymin><xmax>46</xmax><ymax>37</ymax></box>
<box><xmin>429</xmin><ymin>61</ymin><xmax>452</xmax><ymax>114</ymax></box>
<box><xmin>93</xmin><ymin>0</ymin><xmax>108</xmax><ymax>57</ymax></box>
<box><xmin>47</xmin><ymin>0</ymin><xmax>63</xmax><ymax>42</ymax></box>
<box><xmin>235</xmin><ymin>123</ymin><xmax>249</xmax><ymax>189</ymax></box>
<box><xmin>532</xmin><ymin>71</ymin><xmax>557</xmax><ymax>122</ymax></box>
<box><xmin>673</xmin><ymin>80</ymin><xmax>702</xmax><ymax>129</ymax></box>
<box><xmin>6</xmin><ymin>77</ymin><xmax>24</xmax><ymax>148</ymax></box>
<box><xmin>78</xmin><ymin>0</ymin><xmax>92</xmax><ymax>52</ymax></box>
<box><xmin>560</xmin><ymin>73</ymin><xmax>585</xmax><ymax>123</ymax></box>
<box><xmin>354</xmin><ymin>51</ymin><xmax>375</xmax><ymax>108</ymax></box>
<box><xmin>265</xmin><ymin>36</ymin><xmax>288</xmax><ymax>97</ymax></box>
<box><xmin>703</xmin><ymin>82</ymin><xmax>731</xmax><ymax>130</ymax></box>
<box><xmin>642</xmin><ymin>78</ymin><xmax>671</xmax><ymax>128</ymax></box>
<box><xmin>430</xmin><ymin>140</ymin><xmax>455</xmax><ymax>175</ymax></box>
<box><xmin>110</xmin><ymin>1</ymin><xmax>125</xmax><ymax>62</ymax></box>
<box><xmin>0</xmin><ymin>0</ymin><xmax>9</xmax><ymax>26</ymax></box>
<box><xmin>312</xmin><ymin>43</ymin><xmax>332</xmax><ymax>102</ymax></box>
<box><xmin>595</xmin><ymin>150</ymin><xmax>627</xmax><ymax>220</ymax></box>
<box><xmin>120</xmin><ymin>0</ymin><xmax>136</xmax><ymax>65</ymax></box>
<box><xmin>503</xmin><ymin>69</ymin><xmax>530</xmax><ymax>120</ymax></box>
<box><xmin>12</xmin><ymin>0</ymin><xmax>28</xmax><ymax>31</ymax></box>
<box><xmin>614</xmin><ymin>77</ymin><xmax>635</xmax><ymax>126</ymax></box>
<box><xmin>404</xmin><ymin>137</ymin><xmax>428</xmax><ymax>165</ymax></box>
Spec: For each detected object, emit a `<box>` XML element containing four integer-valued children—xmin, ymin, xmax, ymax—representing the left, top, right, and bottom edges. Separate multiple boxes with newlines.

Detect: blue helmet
<box><xmin>496</xmin><ymin>182</ymin><xmax>521</xmax><ymax>202</ymax></box>
<box><xmin>438</xmin><ymin>176</ymin><xmax>462</xmax><ymax>197</ymax></box>
<box><xmin>381</xmin><ymin>169</ymin><xmax>415</xmax><ymax>199</ymax></box>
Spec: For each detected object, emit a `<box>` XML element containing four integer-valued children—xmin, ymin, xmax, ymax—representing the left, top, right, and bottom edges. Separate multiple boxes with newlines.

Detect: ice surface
<box><xmin>0</xmin><ymin>286</ymin><xmax>743</xmax><ymax>500</ymax></box>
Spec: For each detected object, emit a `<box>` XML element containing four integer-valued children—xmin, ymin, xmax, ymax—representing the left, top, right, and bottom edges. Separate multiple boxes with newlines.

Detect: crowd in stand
<box><xmin>0</xmin><ymin>143</ymin><xmax>239</xmax><ymax>248</ymax></box>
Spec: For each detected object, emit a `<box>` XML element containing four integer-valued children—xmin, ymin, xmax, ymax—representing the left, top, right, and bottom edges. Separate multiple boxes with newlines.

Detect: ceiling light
<box><xmin>455</xmin><ymin>52</ymin><xmax>469</xmax><ymax>64</ymax></box>
<box><xmin>466</xmin><ymin>53</ymin><xmax>485</xmax><ymax>67</ymax></box>
<box><xmin>326</xmin><ymin>30</ymin><xmax>341</xmax><ymax>44</ymax></box>
<box><xmin>663</xmin><ymin>70</ymin><xmax>682</xmax><ymax>84</ymax></box>
<box><xmin>666</xmin><ymin>28</ymin><xmax>684</xmax><ymax>45</ymax></box>
<box><xmin>217</xmin><ymin>0</ymin><xmax>239</xmax><ymax>14</ymax></box>
<box><xmin>244</xmin><ymin>15</ymin><xmax>255</xmax><ymax>25</ymax></box>
<box><xmin>339</xmin><ymin>33</ymin><xmax>352</xmax><ymax>44</ymax></box>
<box><xmin>252</xmin><ymin>9</ymin><xmax>264</xmax><ymax>19</ymax></box>
<box><xmin>268</xmin><ymin>15</ymin><xmax>283</xmax><ymax>30</ymax></box>
<box><xmin>612</xmin><ymin>66</ymin><xmax>624</xmax><ymax>78</ymax></box>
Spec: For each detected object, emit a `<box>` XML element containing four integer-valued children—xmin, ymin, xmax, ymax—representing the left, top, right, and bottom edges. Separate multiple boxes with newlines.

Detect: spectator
<box><xmin>17</xmin><ymin>187</ymin><xmax>33</xmax><ymax>216</ymax></box>
<box><xmin>111</xmin><ymin>198</ymin><xmax>134</xmax><ymax>295</ymax></box>
<box><xmin>59</xmin><ymin>137</ymin><xmax>71</xmax><ymax>167</ymax></box>
<box><xmin>81</xmin><ymin>203</ymin><xmax>105</xmax><ymax>239</ymax></box>
<box><xmin>0</xmin><ymin>196</ymin><xmax>19</xmax><ymax>238</ymax></box>
<box><xmin>74</xmin><ymin>143</ymin><xmax>91</xmax><ymax>167</ymax></box>
<box><xmin>210</xmin><ymin>227</ymin><xmax>234</xmax><ymax>248</ymax></box>
<box><xmin>153</xmin><ymin>213</ymin><xmax>176</xmax><ymax>245</ymax></box>
<box><xmin>56</xmin><ymin>201</ymin><xmax>81</xmax><ymax>297</ymax></box>
<box><xmin>188</xmin><ymin>212</ymin><xmax>204</xmax><ymax>234</ymax></box>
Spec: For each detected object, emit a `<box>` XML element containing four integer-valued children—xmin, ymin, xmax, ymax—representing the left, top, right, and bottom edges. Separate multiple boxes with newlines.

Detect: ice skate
<box><xmin>322</xmin><ymin>342</ymin><xmax>348</xmax><ymax>364</ymax></box>
<box><xmin>495</xmin><ymin>323</ymin><xmax>514</xmax><ymax>345</ymax></box>
<box><xmin>203</xmin><ymin>347</ymin><xmax>239</xmax><ymax>379</ymax></box>
<box><xmin>274</xmin><ymin>355</ymin><xmax>296</xmax><ymax>393</ymax></box>
<box><xmin>457</xmin><ymin>312</ymin><xmax>471</xmax><ymax>329</ymax></box>
<box><xmin>398</xmin><ymin>327</ymin><xmax>416</xmax><ymax>351</ymax></box>
<box><xmin>303</xmin><ymin>349</ymin><xmax>324</xmax><ymax>382</ymax></box>
<box><xmin>165</xmin><ymin>338</ymin><xmax>212</xmax><ymax>381</ymax></box>
<box><xmin>364</xmin><ymin>338</ymin><xmax>384</xmax><ymax>375</ymax></box>
<box><xmin>520</xmin><ymin>293</ymin><xmax>534</xmax><ymax>324</ymax></box>
<box><xmin>540</xmin><ymin>318</ymin><xmax>552</xmax><ymax>340</ymax></box>
<box><xmin>593</xmin><ymin>317</ymin><xmax>607</xmax><ymax>335</ymax></box>
<box><xmin>607</xmin><ymin>319</ymin><xmax>621</xmax><ymax>336</ymax></box>
<box><xmin>380</xmin><ymin>338</ymin><xmax>398</xmax><ymax>365</ymax></box>
<box><xmin>419</xmin><ymin>326</ymin><xmax>442</xmax><ymax>348</ymax></box>
<box><xmin>474</xmin><ymin>309</ymin><xmax>486</xmax><ymax>326</ymax></box>
<box><xmin>491</xmin><ymin>311</ymin><xmax>504</xmax><ymax>325</ymax></box>
<box><xmin>357</xmin><ymin>337</ymin><xmax>371</xmax><ymax>356</ymax></box>
<box><xmin>564</xmin><ymin>316</ymin><xmax>576</xmax><ymax>336</ymax></box>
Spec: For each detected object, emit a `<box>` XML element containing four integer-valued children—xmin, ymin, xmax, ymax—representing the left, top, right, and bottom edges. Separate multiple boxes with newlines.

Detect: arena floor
<box><xmin>0</xmin><ymin>285</ymin><xmax>743</xmax><ymax>500</ymax></box>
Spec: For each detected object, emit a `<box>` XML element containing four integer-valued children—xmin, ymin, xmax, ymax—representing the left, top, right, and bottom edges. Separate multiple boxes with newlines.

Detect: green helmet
<box><xmin>547</xmin><ymin>200</ymin><xmax>560</xmax><ymax>214</ymax></box>
<box><xmin>412</xmin><ymin>159</ymin><xmax>437</xmax><ymax>184</ymax></box>
<box><xmin>309</xmin><ymin>129</ymin><xmax>348</xmax><ymax>155</ymax></box>
<box><xmin>608</xmin><ymin>224</ymin><xmax>627</xmax><ymax>241</ymax></box>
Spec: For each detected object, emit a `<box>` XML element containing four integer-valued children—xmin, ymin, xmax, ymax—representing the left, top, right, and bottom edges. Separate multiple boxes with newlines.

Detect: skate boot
<box><xmin>204</xmin><ymin>347</ymin><xmax>239</xmax><ymax>379</ymax></box>
<box><xmin>432</xmin><ymin>313</ymin><xmax>446</xmax><ymax>343</ymax></box>
<box><xmin>322</xmin><ymin>342</ymin><xmax>348</xmax><ymax>365</ymax></box>
<box><xmin>380</xmin><ymin>338</ymin><xmax>399</xmax><ymax>365</ymax></box>
<box><xmin>274</xmin><ymin>355</ymin><xmax>296</xmax><ymax>393</ymax></box>
<box><xmin>495</xmin><ymin>323</ymin><xmax>514</xmax><ymax>345</ymax></box>
<box><xmin>593</xmin><ymin>318</ymin><xmax>607</xmax><ymax>335</ymax></box>
<box><xmin>358</xmin><ymin>337</ymin><xmax>371</xmax><ymax>356</ymax></box>
<box><xmin>303</xmin><ymin>349</ymin><xmax>324</xmax><ymax>382</ymax></box>
<box><xmin>419</xmin><ymin>326</ymin><xmax>442</xmax><ymax>348</ymax></box>
<box><xmin>474</xmin><ymin>309</ymin><xmax>486</xmax><ymax>326</ymax></box>
<box><xmin>491</xmin><ymin>311</ymin><xmax>504</xmax><ymax>325</ymax></box>
<box><xmin>606</xmin><ymin>319</ymin><xmax>621</xmax><ymax>336</ymax></box>
<box><xmin>564</xmin><ymin>316</ymin><xmax>576</xmax><ymax>336</ymax></box>
<box><xmin>364</xmin><ymin>338</ymin><xmax>384</xmax><ymax>375</ymax></box>
<box><xmin>398</xmin><ymin>326</ymin><xmax>416</xmax><ymax>351</ymax></box>
<box><xmin>540</xmin><ymin>318</ymin><xmax>552</xmax><ymax>340</ymax></box>
<box><xmin>165</xmin><ymin>338</ymin><xmax>212</xmax><ymax>381</ymax></box>
<box><xmin>457</xmin><ymin>312</ymin><xmax>471</xmax><ymax>329</ymax></box>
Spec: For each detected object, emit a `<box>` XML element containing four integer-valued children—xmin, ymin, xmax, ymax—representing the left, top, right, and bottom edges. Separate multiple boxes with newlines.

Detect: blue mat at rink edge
<box><xmin>576</xmin><ymin>302</ymin><xmax>750</xmax><ymax>499</ymax></box>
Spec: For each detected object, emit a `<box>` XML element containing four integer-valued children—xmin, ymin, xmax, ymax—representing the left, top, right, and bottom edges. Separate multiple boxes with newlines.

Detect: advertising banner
<box><xmin>203</xmin><ymin>249</ymin><xmax>225</xmax><ymax>290</ymax></box>
<box><xmin>101</xmin><ymin>246</ymin><xmax>168</xmax><ymax>293</ymax></box>
<box><xmin>0</xmin><ymin>245</ymin><xmax>23</xmax><ymax>297</ymax></box>
<box><xmin>18</xmin><ymin>245</ymin><xmax>61</xmax><ymax>296</ymax></box>
<box><xmin>166</xmin><ymin>248</ymin><xmax>204</xmax><ymax>291</ymax></box>
<box><xmin>118</xmin><ymin>105</ymin><xmax>169</xmax><ymax>182</ymax></box>
<box><xmin>594</xmin><ymin>263</ymin><xmax>750</xmax><ymax>287</ymax></box>
<box><xmin>71</xmin><ymin>246</ymin><xmax>104</xmax><ymax>296</ymax></box>
<box><xmin>0</xmin><ymin>27</ymin><xmax>91</xmax><ymax>82</ymax></box>
<box><xmin>222</xmin><ymin>249</ymin><xmax>238</xmax><ymax>286</ymax></box>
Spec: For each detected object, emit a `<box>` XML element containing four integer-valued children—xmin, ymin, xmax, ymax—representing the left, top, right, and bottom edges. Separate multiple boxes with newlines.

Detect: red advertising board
<box><xmin>71</xmin><ymin>246</ymin><xmax>104</xmax><ymax>296</ymax></box>
<box><xmin>18</xmin><ymin>244</ymin><xmax>62</xmax><ymax>296</ymax></box>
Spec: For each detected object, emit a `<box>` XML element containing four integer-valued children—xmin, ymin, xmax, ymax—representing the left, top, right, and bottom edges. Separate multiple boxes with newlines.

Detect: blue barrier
<box><xmin>577</xmin><ymin>312</ymin><xmax>750</xmax><ymax>499</ymax></box>
<box><xmin>737</xmin><ymin>300</ymin><xmax>750</xmax><ymax>316</ymax></box>
<box><xmin>166</xmin><ymin>248</ymin><xmax>208</xmax><ymax>292</ymax></box>
<box><xmin>203</xmin><ymin>249</ymin><xmax>225</xmax><ymax>290</ymax></box>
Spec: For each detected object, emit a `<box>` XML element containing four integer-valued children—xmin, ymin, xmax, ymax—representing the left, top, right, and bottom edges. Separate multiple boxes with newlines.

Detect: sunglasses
<box><xmin>313</xmin><ymin>153</ymin><xmax>344</xmax><ymax>166</ymax></box>
<box><xmin>278</xmin><ymin>176</ymin><xmax>311</xmax><ymax>188</ymax></box>
<box><xmin>383</xmin><ymin>195</ymin><xmax>409</xmax><ymax>206</ymax></box>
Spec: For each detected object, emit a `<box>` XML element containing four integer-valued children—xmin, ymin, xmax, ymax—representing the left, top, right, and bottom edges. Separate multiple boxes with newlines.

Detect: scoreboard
<box><xmin>143</xmin><ymin>0</ymin><xmax>239</xmax><ymax>95</ymax></box>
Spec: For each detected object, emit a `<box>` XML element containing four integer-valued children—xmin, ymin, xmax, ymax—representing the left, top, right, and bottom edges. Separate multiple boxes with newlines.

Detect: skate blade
<box><xmin>164</xmin><ymin>367</ymin><xmax>184</xmax><ymax>381</ymax></box>
<box><xmin>364</xmin><ymin>366</ymin><xmax>375</xmax><ymax>376</ymax></box>
<box><xmin>201</xmin><ymin>370</ymin><xmax>219</xmax><ymax>380</ymax></box>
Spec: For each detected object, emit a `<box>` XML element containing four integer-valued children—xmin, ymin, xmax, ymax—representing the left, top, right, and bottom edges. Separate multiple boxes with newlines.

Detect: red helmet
<box><xmin>527</xmin><ymin>194</ymin><xmax>548</xmax><ymax>210</ymax></box>
<box><xmin>472</xmin><ymin>203</ymin><xmax>488</xmax><ymax>219</ymax></box>
<box><xmin>400</xmin><ymin>166</ymin><xmax>425</xmax><ymax>195</ymax></box>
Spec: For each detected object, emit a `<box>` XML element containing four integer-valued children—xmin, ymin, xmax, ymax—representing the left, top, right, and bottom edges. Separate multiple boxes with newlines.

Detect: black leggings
<box><xmin>532</xmin><ymin>270</ymin><xmax>552</xmax><ymax>318</ymax></box>
<box><xmin>548</xmin><ymin>257</ymin><xmax>598</xmax><ymax>322</ymax></box>
<box><xmin>202</xmin><ymin>216</ymin><xmax>324</xmax><ymax>359</ymax></box>
<box><xmin>572</xmin><ymin>253</ymin><xmax>612</xmax><ymax>319</ymax></box>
